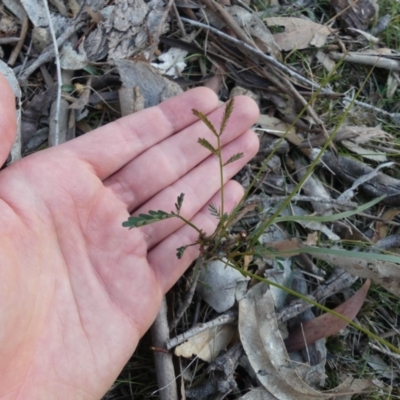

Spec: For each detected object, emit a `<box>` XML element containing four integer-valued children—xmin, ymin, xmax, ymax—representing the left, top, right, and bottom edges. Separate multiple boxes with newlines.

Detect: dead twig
<box><xmin>151</xmin><ymin>297</ymin><xmax>178</xmax><ymax>400</ymax></box>
<box><xmin>169</xmin><ymin>257</ymin><xmax>203</xmax><ymax>331</ymax></box>
<box><xmin>369</xmin><ymin>343</ymin><xmax>400</xmax><ymax>361</ymax></box>
<box><xmin>43</xmin><ymin>0</ymin><xmax>62</xmax><ymax>145</ymax></box>
<box><xmin>0</xmin><ymin>37</ymin><xmax>22</xmax><ymax>45</ymax></box>
<box><xmin>181</xmin><ymin>18</ymin><xmax>400</xmax><ymax>122</ymax></box>
<box><xmin>200</xmin><ymin>0</ymin><xmax>255</xmax><ymax>47</ymax></box>
<box><xmin>172</xmin><ymin>3</ymin><xmax>186</xmax><ymax>37</ymax></box>
<box><xmin>147</xmin><ymin>0</ymin><xmax>175</xmax><ymax>61</ymax></box>
<box><xmin>330</xmin><ymin>52</ymin><xmax>400</xmax><ymax>71</ymax></box>
<box><xmin>356</xmin><ymin>213</ymin><xmax>400</xmax><ymax>228</ymax></box>
<box><xmin>282</xmin><ymin>75</ymin><xmax>337</xmax><ymax>154</ymax></box>
<box><xmin>8</xmin><ymin>16</ymin><xmax>29</xmax><ymax>66</ymax></box>
<box><xmin>166</xmin><ymin>310</ymin><xmax>237</xmax><ymax>350</ymax></box>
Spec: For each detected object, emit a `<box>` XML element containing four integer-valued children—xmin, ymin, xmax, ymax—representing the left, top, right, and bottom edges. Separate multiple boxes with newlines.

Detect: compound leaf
<box><xmin>220</xmin><ymin>98</ymin><xmax>234</xmax><ymax>135</ymax></box>
<box><xmin>175</xmin><ymin>193</ymin><xmax>185</xmax><ymax>213</ymax></box>
<box><xmin>122</xmin><ymin>210</ymin><xmax>173</xmax><ymax>228</ymax></box>
<box><xmin>223</xmin><ymin>152</ymin><xmax>244</xmax><ymax>166</ymax></box>
<box><xmin>198</xmin><ymin>138</ymin><xmax>218</xmax><ymax>155</ymax></box>
<box><xmin>192</xmin><ymin>109</ymin><xmax>218</xmax><ymax>137</ymax></box>
<box><xmin>176</xmin><ymin>245</ymin><xmax>188</xmax><ymax>259</ymax></box>
<box><xmin>208</xmin><ymin>203</ymin><xmax>221</xmax><ymax>219</ymax></box>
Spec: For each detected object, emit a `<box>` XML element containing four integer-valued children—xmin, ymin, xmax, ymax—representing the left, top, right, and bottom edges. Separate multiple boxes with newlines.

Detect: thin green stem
<box><xmin>175</xmin><ymin>214</ymin><xmax>203</xmax><ymax>235</ymax></box>
<box><xmin>217</xmin><ymin>134</ymin><xmax>225</xmax><ymax>223</ymax></box>
<box><xmin>228</xmin><ymin>262</ymin><xmax>400</xmax><ymax>355</ymax></box>
<box><xmin>250</xmin><ymin>62</ymin><xmax>377</xmax><ymax>247</ymax></box>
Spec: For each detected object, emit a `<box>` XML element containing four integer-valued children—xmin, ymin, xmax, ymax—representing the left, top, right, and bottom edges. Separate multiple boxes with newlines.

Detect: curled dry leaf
<box><xmin>341</xmin><ymin>140</ymin><xmax>387</xmax><ymax>162</ymax></box>
<box><xmin>239</xmin><ymin>284</ymin><xmax>331</xmax><ymax>399</ymax></box>
<box><xmin>258</xmin><ymin>225</ymin><xmax>294</xmax><ymax>309</ymax></box>
<box><xmin>295</xmin><ymin>157</ymin><xmax>334</xmax><ymax>215</ymax></box>
<box><xmin>284</xmin><ymin>279</ymin><xmax>371</xmax><ymax>352</ymax></box>
<box><xmin>239</xmin><ymin>283</ymin><xmax>375</xmax><ymax>399</ymax></box>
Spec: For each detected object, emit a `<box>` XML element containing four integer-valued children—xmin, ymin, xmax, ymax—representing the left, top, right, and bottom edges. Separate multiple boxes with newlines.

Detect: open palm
<box><xmin>0</xmin><ymin>74</ymin><xmax>259</xmax><ymax>399</ymax></box>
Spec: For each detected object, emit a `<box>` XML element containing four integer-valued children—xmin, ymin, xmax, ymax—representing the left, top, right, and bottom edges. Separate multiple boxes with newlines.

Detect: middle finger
<box><xmin>104</xmin><ymin>95</ymin><xmax>259</xmax><ymax>212</ymax></box>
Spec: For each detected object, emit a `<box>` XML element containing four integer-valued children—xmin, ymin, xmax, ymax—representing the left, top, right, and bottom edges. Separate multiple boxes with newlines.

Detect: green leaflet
<box><xmin>122</xmin><ymin>210</ymin><xmax>173</xmax><ymax>228</ymax></box>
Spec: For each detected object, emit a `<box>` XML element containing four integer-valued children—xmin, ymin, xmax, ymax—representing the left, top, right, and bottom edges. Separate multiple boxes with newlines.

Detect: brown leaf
<box><xmin>284</xmin><ymin>279</ymin><xmax>370</xmax><ymax>352</ymax></box>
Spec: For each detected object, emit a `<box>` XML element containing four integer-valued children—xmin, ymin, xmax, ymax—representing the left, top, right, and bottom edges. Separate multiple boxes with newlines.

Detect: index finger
<box><xmin>55</xmin><ymin>87</ymin><xmax>219</xmax><ymax>180</ymax></box>
<box><xmin>0</xmin><ymin>73</ymin><xmax>17</xmax><ymax>165</ymax></box>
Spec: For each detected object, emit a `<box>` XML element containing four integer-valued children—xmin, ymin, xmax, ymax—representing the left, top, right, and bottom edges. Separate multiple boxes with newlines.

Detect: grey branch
<box><xmin>166</xmin><ymin>309</ymin><xmax>237</xmax><ymax>350</ymax></box>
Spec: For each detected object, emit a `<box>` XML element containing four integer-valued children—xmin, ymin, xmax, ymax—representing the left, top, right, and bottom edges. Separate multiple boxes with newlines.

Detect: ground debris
<box><xmin>2</xmin><ymin>0</ymin><xmax>399</xmax><ymax>398</ymax></box>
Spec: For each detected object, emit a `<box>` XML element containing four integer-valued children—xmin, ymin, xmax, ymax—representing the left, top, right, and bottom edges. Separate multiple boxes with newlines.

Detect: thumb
<box><xmin>0</xmin><ymin>73</ymin><xmax>17</xmax><ymax>166</ymax></box>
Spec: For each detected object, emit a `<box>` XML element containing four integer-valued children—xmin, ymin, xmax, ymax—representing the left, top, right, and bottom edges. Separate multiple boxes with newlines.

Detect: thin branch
<box><xmin>7</xmin><ymin>16</ymin><xmax>29</xmax><ymax>66</ymax></box>
<box><xmin>43</xmin><ymin>0</ymin><xmax>62</xmax><ymax>145</ymax></box>
<box><xmin>282</xmin><ymin>75</ymin><xmax>337</xmax><ymax>154</ymax></box>
<box><xmin>181</xmin><ymin>18</ymin><xmax>400</xmax><ymax>121</ymax></box>
<box><xmin>0</xmin><ymin>37</ymin><xmax>21</xmax><ymax>44</ymax></box>
<box><xmin>166</xmin><ymin>310</ymin><xmax>237</xmax><ymax>350</ymax></box>
<box><xmin>151</xmin><ymin>297</ymin><xmax>178</xmax><ymax>400</ymax></box>
<box><xmin>147</xmin><ymin>0</ymin><xmax>175</xmax><ymax>61</ymax></box>
<box><xmin>169</xmin><ymin>257</ymin><xmax>203</xmax><ymax>331</ymax></box>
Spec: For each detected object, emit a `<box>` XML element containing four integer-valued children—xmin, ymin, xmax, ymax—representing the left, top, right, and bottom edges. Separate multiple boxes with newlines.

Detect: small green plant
<box><xmin>122</xmin><ymin>98</ymin><xmax>244</xmax><ymax>259</ymax></box>
<box><xmin>122</xmin><ymin>95</ymin><xmax>400</xmax><ymax>357</ymax></box>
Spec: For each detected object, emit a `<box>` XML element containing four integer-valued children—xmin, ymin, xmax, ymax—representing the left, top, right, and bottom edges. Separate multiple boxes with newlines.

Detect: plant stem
<box><xmin>249</xmin><ymin>62</ymin><xmax>376</xmax><ymax>247</ymax></box>
<box><xmin>176</xmin><ymin>214</ymin><xmax>203</xmax><ymax>235</ymax></box>
<box><xmin>217</xmin><ymin>134</ymin><xmax>225</xmax><ymax>224</ymax></box>
<box><xmin>229</xmin><ymin>263</ymin><xmax>400</xmax><ymax>355</ymax></box>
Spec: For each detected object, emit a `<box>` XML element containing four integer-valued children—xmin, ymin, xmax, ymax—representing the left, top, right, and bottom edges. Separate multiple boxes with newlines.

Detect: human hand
<box><xmin>0</xmin><ymin>74</ymin><xmax>259</xmax><ymax>399</ymax></box>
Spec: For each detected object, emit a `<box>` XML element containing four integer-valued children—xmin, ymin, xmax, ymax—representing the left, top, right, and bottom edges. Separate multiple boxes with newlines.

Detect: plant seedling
<box><xmin>122</xmin><ymin>98</ymin><xmax>244</xmax><ymax>259</ymax></box>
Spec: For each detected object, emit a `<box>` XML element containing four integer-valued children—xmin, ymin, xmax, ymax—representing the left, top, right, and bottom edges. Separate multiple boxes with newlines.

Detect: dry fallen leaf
<box><xmin>264</xmin><ymin>17</ymin><xmax>335</xmax><ymax>51</ymax></box>
<box><xmin>375</xmin><ymin>208</ymin><xmax>400</xmax><ymax>242</ymax></box>
<box><xmin>114</xmin><ymin>59</ymin><xmax>183</xmax><ymax>108</ymax></box>
<box><xmin>284</xmin><ymin>279</ymin><xmax>371</xmax><ymax>352</ymax></box>
<box><xmin>239</xmin><ymin>283</ymin><xmax>376</xmax><ymax>399</ymax></box>
<box><xmin>174</xmin><ymin>325</ymin><xmax>235</xmax><ymax>363</ymax></box>
<box><xmin>197</xmin><ymin>259</ymin><xmax>249</xmax><ymax>313</ymax></box>
<box><xmin>257</xmin><ymin>114</ymin><xmax>302</xmax><ymax>146</ymax></box>
<box><xmin>239</xmin><ymin>283</ymin><xmax>330</xmax><ymax>399</ymax></box>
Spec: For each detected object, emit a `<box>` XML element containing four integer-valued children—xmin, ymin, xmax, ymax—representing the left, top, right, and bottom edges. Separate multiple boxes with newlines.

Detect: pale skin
<box><xmin>0</xmin><ymin>73</ymin><xmax>259</xmax><ymax>399</ymax></box>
